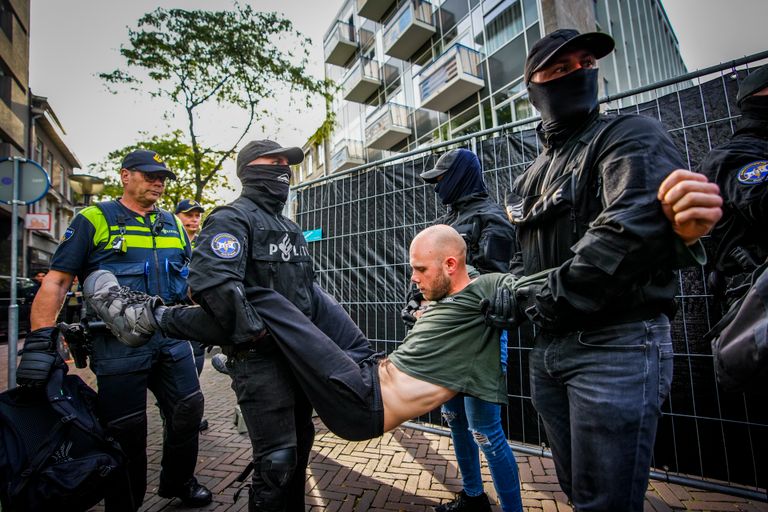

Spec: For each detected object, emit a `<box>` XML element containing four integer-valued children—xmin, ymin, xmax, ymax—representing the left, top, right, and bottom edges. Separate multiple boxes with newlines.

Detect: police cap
<box><xmin>737</xmin><ymin>64</ymin><xmax>768</xmax><ymax>107</ymax></box>
<box><xmin>524</xmin><ymin>28</ymin><xmax>615</xmax><ymax>84</ymax></box>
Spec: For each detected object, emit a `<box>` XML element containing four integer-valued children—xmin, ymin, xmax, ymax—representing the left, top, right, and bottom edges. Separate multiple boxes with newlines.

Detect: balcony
<box><xmin>383</xmin><ymin>1</ymin><xmax>435</xmax><ymax>61</ymax></box>
<box><xmin>418</xmin><ymin>44</ymin><xmax>484</xmax><ymax>112</ymax></box>
<box><xmin>365</xmin><ymin>103</ymin><xmax>412</xmax><ymax>150</ymax></box>
<box><xmin>357</xmin><ymin>0</ymin><xmax>396</xmax><ymax>22</ymax></box>
<box><xmin>342</xmin><ymin>58</ymin><xmax>382</xmax><ymax>103</ymax></box>
<box><xmin>324</xmin><ymin>20</ymin><xmax>358</xmax><ymax>67</ymax></box>
<box><xmin>331</xmin><ymin>140</ymin><xmax>365</xmax><ymax>172</ymax></box>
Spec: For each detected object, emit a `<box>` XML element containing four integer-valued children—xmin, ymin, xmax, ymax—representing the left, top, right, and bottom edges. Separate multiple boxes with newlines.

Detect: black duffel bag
<box><xmin>706</xmin><ymin>259</ymin><xmax>768</xmax><ymax>393</ymax></box>
<box><xmin>0</xmin><ymin>362</ymin><xmax>126</xmax><ymax>511</ymax></box>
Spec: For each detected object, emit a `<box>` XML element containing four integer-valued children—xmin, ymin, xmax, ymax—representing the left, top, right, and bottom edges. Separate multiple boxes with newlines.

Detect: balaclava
<box><xmin>434</xmin><ymin>149</ymin><xmax>487</xmax><ymax>205</ymax></box>
<box><xmin>527</xmin><ymin>67</ymin><xmax>599</xmax><ymax>146</ymax></box>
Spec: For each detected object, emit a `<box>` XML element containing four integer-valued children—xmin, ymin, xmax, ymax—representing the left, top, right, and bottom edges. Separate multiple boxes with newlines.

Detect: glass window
<box><xmin>514</xmin><ymin>95</ymin><xmax>533</xmax><ymax>120</ymax></box>
<box><xmin>46</xmin><ymin>151</ymin><xmax>53</xmax><ymax>173</ymax></box>
<box><xmin>484</xmin><ymin>0</ymin><xmax>523</xmax><ymax>55</ymax></box>
<box><xmin>522</xmin><ymin>0</ymin><xmax>538</xmax><ymax>26</ymax></box>
<box><xmin>488</xmin><ymin>32</ymin><xmax>525</xmax><ymax>92</ymax></box>
<box><xmin>495</xmin><ymin>103</ymin><xmax>512</xmax><ymax>125</ymax></box>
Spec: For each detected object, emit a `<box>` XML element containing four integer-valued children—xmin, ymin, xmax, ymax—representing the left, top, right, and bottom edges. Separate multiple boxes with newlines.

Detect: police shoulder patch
<box><xmin>211</xmin><ymin>233</ymin><xmax>242</xmax><ymax>259</ymax></box>
<box><xmin>737</xmin><ymin>160</ymin><xmax>768</xmax><ymax>185</ymax></box>
<box><xmin>62</xmin><ymin>227</ymin><xmax>75</xmax><ymax>242</ymax></box>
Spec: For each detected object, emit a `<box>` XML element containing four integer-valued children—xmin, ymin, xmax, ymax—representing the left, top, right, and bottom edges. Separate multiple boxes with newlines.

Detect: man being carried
<box><xmin>84</xmin><ymin>225</ymin><xmax>515</xmax><ymax>440</ymax></box>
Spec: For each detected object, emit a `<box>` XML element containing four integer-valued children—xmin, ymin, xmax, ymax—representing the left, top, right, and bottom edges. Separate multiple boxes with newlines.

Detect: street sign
<box><xmin>0</xmin><ymin>158</ymin><xmax>50</xmax><ymax>205</ymax></box>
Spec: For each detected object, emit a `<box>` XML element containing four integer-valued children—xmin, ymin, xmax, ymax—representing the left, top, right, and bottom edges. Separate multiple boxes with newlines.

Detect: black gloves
<box><xmin>480</xmin><ymin>282</ymin><xmax>548</xmax><ymax>330</ymax></box>
<box><xmin>16</xmin><ymin>327</ymin><xmax>60</xmax><ymax>387</ymax></box>
<box><xmin>480</xmin><ymin>287</ymin><xmax>521</xmax><ymax>330</ymax></box>
<box><xmin>401</xmin><ymin>289</ymin><xmax>425</xmax><ymax>329</ymax></box>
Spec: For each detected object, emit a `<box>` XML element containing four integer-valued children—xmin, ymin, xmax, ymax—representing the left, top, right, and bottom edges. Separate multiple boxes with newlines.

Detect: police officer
<box><xmin>175</xmin><ymin>199</ymin><xmax>208</xmax><ymax>383</ymax></box>
<box><xmin>20</xmin><ymin>149</ymin><xmax>212</xmax><ymax>511</ymax></box>
<box><xmin>186</xmin><ymin>140</ymin><xmax>313</xmax><ymax>512</ymax></box>
<box><xmin>699</xmin><ymin>64</ymin><xmax>768</xmax><ymax>308</ymax></box>
<box><xmin>175</xmin><ymin>199</ymin><xmax>205</xmax><ymax>249</ymax></box>
<box><xmin>410</xmin><ymin>148</ymin><xmax>521</xmax><ymax>512</ymax></box>
<box><xmin>484</xmin><ymin>30</ymin><xmax>713</xmax><ymax>511</ymax></box>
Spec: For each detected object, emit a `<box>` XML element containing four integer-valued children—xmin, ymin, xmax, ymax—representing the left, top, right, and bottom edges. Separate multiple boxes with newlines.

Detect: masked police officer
<box><xmin>407</xmin><ymin>148</ymin><xmax>521</xmax><ymax>512</ymax></box>
<box><xmin>483</xmin><ymin>30</ymin><xmax>715</xmax><ymax>511</ymax></box>
<box><xmin>186</xmin><ymin>140</ymin><xmax>313</xmax><ymax>512</ymax></box>
<box><xmin>700</xmin><ymin>64</ymin><xmax>768</xmax><ymax>308</ymax></box>
<box><xmin>20</xmin><ymin>149</ymin><xmax>212</xmax><ymax>511</ymax></box>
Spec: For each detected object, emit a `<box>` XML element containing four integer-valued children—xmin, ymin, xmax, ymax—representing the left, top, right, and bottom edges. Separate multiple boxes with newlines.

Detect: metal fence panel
<box><xmin>295</xmin><ymin>64</ymin><xmax>767</xmax><ymax>496</ymax></box>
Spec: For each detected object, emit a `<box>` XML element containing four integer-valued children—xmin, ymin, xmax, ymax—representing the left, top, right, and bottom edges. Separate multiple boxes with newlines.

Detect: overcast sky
<box><xmin>29</xmin><ymin>0</ymin><xmax>768</xmax><ymax>178</ymax></box>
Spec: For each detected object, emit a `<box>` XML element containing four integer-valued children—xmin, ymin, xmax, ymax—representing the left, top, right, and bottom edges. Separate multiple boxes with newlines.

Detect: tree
<box><xmin>100</xmin><ymin>4</ymin><xmax>332</xmax><ymax>200</ymax></box>
<box><xmin>90</xmin><ymin>131</ymin><xmax>234</xmax><ymax>211</ymax></box>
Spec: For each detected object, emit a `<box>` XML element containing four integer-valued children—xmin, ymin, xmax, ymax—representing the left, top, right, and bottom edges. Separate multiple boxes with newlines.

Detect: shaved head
<box><xmin>410</xmin><ymin>225</ymin><xmax>467</xmax><ymax>265</ymax></box>
<box><xmin>409</xmin><ymin>225</ymin><xmax>470</xmax><ymax>300</ymax></box>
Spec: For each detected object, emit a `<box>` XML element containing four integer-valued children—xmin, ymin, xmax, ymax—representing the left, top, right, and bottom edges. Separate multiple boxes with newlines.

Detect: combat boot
<box><xmin>83</xmin><ymin>270</ymin><xmax>162</xmax><ymax>347</ymax></box>
<box><xmin>434</xmin><ymin>490</ymin><xmax>492</xmax><ymax>512</ymax></box>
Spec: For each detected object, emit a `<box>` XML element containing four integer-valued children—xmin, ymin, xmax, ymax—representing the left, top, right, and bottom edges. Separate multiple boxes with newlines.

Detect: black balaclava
<box><xmin>238</xmin><ymin>165</ymin><xmax>291</xmax><ymax>213</ymax></box>
<box><xmin>434</xmin><ymin>149</ymin><xmax>487</xmax><ymax>205</ymax></box>
<box><xmin>527</xmin><ymin>67</ymin><xmax>599</xmax><ymax>146</ymax></box>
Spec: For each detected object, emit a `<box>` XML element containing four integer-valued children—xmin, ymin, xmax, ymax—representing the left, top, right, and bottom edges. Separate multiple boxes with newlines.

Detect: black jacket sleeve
<box><xmin>188</xmin><ymin>207</ymin><xmax>265</xmax><ymax>345</ymax></box>
<box><xmin>536</xmin><ymin>115</ymin><xmax>689</xmax><ymax>320</ymax></box>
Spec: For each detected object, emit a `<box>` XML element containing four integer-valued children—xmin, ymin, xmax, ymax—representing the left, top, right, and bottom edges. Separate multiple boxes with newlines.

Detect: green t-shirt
<box><xmin>388</xmin><ymin>273</ymin><xmax>516</xmax><ymax>405</ymax></box>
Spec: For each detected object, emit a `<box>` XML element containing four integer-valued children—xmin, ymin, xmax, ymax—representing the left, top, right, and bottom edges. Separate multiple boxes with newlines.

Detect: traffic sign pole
<box><xmin>1</xmin><ymin>157</ymin><xmax>49</xmax><ymax>389</ymax></box>
<box><xmin>7</xmin><ymin>158</ymin><xmax>20</xmax><ymax>389</ymax></box>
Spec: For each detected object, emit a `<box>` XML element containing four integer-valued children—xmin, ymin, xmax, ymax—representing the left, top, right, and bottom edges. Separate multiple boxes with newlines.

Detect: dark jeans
<box><xmin>162</xmin><ymin>285</ymin><xmax>384</xmax><ymax>441</ymax></box>
<box><xmin>93</xmin><ymin>335</ymin><xmax>203</xmax><ymax>512</ymax></box>
<box><xmin>228</xmin><ymin>340</ymin><xmax>314</xmax><ymax>511</ymax></box>
<box><xmin>530</xmin><ymin>315</ymin><xmax>673</xmax><ymax>512</ymax></box>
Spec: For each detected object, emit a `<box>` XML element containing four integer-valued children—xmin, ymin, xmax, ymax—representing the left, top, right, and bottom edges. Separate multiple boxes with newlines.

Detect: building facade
<box><xmin>0</xmin><ymin>0</ymin><xmax>80</xmax><ymax>276</ymax></box>
<box><xmin>298</xmin><ymin>0</ymin><xmax>687</xmax><ymax>184</ymax></box>
<box><xmin>26</xmin><ymin>94</ymin><xmax>80</xmax><ymax>274</ymax></box>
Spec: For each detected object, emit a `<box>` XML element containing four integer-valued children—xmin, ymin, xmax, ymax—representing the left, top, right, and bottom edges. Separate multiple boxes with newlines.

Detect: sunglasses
<box><xmin>136</xmin><ymin>171</ymin><xmax>167</xmax><ymax>183</ymax></box>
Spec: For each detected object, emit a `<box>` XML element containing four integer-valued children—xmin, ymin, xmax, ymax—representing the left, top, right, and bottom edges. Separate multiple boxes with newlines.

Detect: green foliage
<box><xmin>89</xmin><ymin>131</ymin><xmax>233</xmax><ymax>211</ymax></box>
<box><xmin>100</xmin><ymin>3</ymin><xmax>333</xmax><ymax>199</ymax></box>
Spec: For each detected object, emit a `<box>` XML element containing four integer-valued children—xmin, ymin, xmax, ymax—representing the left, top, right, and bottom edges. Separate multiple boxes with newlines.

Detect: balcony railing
<box><xmin>324</xmin><ymin>20</ymin><xmax>358</xmax><ymax>67</ymax></box>
<box><xmin>418</xmin><ymin>44</ymin><xmax>484</xmax><ymax>112</ymax></box>
<box><xmin>365</xmin><ymin>103</ymin><xmax>412</xmax><ymax>150</ymax></box>
<box><xmin>331</xmin><ymin>140</ymin><xmax>365</xmax><ymax>172</ymax></box>
<box><xmin>383</xmin><ymin>0</ymin><xmax>435</xmax><ymax>61</ymax></box>
<box><xmin>342</xmin><ymin>58</ymin><xmax>382</xmax><ymax>103</ymax></box>
<box><xmin>357</xmin><ymin>0</ymin><xmax>396</xmax><ymax>22</ymax></box>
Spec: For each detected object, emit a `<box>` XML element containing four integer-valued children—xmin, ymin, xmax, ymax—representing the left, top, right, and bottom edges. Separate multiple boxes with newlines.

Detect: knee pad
<box><xmin>171</xmin><ymin>390</ymin><xmax>204</xmax><ymax>433</ymax></box>
<box><xmin>259</xmin><ymin>447</ymin><xmax>296</xmax><ymax>491</ymax></box>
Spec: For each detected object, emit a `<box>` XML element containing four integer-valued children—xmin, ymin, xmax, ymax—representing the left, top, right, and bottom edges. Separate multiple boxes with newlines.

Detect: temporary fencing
<box><xmin>294</xmin><ymin>51</ymin><xmax>768</xmax><ymax>500</ymax></box>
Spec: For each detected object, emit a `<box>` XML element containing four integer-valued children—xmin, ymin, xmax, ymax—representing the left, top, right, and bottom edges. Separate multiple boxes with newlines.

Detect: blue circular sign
<box><xmin>0</xmin><ymin>158</ymin><xmax>50</xmax><ymax>205</ymax></box>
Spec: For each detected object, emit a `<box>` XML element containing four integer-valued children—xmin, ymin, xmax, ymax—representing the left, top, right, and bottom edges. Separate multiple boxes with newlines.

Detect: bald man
<box><xmin>83</xmin><ymin>225</ymin><xmax>520</xmax><ymax>441</ymax></box>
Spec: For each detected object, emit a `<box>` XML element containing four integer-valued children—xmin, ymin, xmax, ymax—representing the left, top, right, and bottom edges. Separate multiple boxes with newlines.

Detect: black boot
<box><xmin>158</xmin><ymin>477</ymin><xmax>213</xmax><ymax>507</ymax></box>
<box><xmin>434</xmin><ymin>490</ymin><xmax>492</xmax><ymax>512</ymax></box>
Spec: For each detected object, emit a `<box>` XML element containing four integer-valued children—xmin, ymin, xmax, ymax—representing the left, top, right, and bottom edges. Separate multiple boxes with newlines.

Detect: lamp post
<box><xmin>68</xmin><ymin>174</ymin><xmax>105</xmax><ymax>206</ymax></box>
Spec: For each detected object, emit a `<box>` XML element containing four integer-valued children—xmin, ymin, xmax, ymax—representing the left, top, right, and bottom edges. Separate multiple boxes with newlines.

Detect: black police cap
<box><xmin>524</xmin><ymin>29</ymin><xmax>615</xmax><ymax>84</ymax></box>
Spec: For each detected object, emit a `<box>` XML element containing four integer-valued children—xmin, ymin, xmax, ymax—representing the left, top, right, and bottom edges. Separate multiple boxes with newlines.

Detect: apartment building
<box><xmin>297</xmin><ymin>0</ymin><xmax>687</xmax><ymax>183</ymax></box>
<box><xmin>26</xmin><ymin>93</ymin><xmax>80</xmax><ymax>273</ymax></box>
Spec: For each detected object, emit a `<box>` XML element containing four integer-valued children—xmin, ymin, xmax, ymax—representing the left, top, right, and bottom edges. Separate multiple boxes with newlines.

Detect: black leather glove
<box><xmin>480</xmin><ymin>287</ymin><xmax>520</xmax><ymax>330</ymax></box>
<box><xmin>401</xmin><ymin>290</ymin><xmax>425</xmax><ymax>329</ymax></box>
<box><xmin>16</xmin><ymin>327</ymin><xmax>59</xmax><ymax>387</ymax></box>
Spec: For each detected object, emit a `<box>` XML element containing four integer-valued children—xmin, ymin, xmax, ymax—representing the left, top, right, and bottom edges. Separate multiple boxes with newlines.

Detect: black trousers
<box><xmin>162</xmin><ymin>285</ymin><xmax>385</xmax><ymax>441</ymax></box>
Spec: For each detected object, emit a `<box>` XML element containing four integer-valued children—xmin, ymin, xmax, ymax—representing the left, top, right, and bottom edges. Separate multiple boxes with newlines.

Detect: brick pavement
<box><xmin>1</xmin><ymin>345</ymin><xmax>767</xmax><ymax>511</ymax></box>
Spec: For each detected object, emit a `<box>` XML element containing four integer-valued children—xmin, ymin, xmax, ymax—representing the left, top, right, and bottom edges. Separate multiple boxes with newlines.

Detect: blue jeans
<box><xmin>442</xmin><ymin>395</ymin><xmax>523</xmax><ymax>512</ymax></box>
<box><xmin>530</xmin><ymin>315</ymin><xmax>674</xmax><ymax>512</ymax></box>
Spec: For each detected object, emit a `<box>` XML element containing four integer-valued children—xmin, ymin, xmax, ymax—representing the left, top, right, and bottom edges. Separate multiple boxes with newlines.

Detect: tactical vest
<box><xmin>230</xmin><ymin>196</ymin><xmax>315</xmax><ymax>316</ymax></box>
<box><xmin>90</xmin><ymin>200</ymin><xmax>189</xmax><ymax>303</ymax></box>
